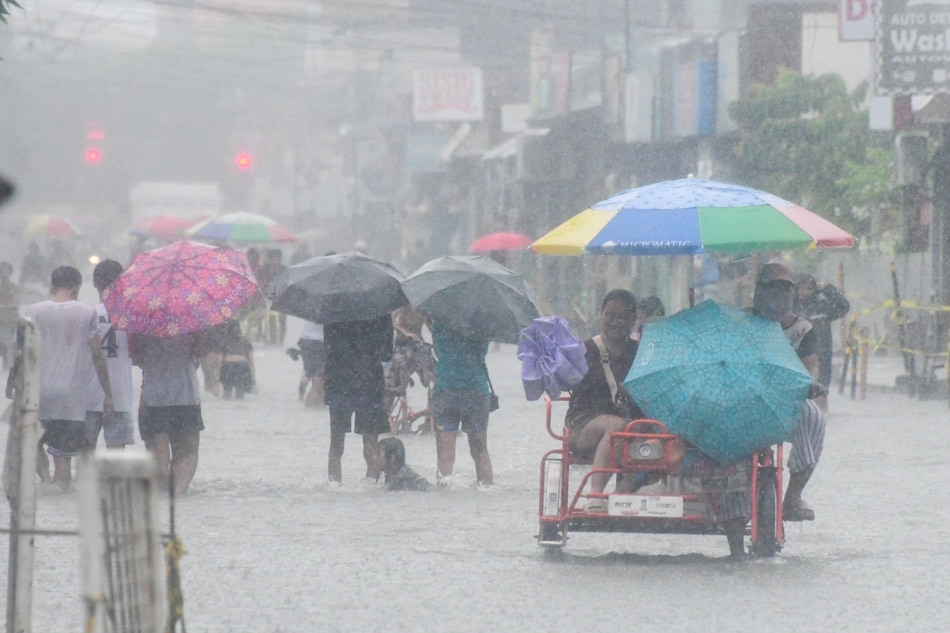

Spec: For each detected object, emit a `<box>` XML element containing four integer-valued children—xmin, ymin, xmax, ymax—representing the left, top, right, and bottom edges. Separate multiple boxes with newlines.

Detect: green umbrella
<box><xmin>624</xmin><ymin>300</ymin><xmax>813</xmax><ymax>463</ymax></box>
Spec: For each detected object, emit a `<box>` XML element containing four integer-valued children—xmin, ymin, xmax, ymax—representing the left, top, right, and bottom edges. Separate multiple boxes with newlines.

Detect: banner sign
<box><xmin>876</xmin><ymin>0</ymin><xmax>950</xmax><ymax>95</ymax></box>
<box><xmin>412</xmin><ymin>68</ymin><xmax>484</xmax><ymax>122</ymax></box>
<box><xmin>840</xmin><ymin>0</ymin><xmax>875</xmax><ymax>41</ymax></box>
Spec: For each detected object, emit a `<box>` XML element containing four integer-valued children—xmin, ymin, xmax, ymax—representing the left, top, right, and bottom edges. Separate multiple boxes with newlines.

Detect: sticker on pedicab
<box><xmin>608</xmin><ymin>495</ymin><xmax>684</xmax><ymax>517</ymax></box>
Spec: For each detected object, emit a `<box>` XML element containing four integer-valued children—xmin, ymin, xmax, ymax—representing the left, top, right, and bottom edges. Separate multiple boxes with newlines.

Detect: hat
<box><xmin>756</xmin><ymin>263</ymin><xmax>795</xmax><ymax>286</ymax></box>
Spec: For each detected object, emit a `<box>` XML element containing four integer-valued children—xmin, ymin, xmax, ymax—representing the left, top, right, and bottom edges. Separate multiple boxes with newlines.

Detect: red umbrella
<box><xmin>103</xmin><ymin>241</ymin><xmax>260</xmax><ymax>337</ymax></box>
<box><xmin>129</xmin><ymin>216</ymin><xmax>197</xmax><ymax>242</ymax></box>
<box><xmin>468</xmin><ymin>232</ymin><xmax>533</xmax><ymax>253</ymax></box>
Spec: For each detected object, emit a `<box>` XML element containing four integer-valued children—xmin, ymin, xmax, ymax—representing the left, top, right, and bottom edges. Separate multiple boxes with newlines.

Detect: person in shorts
<box><xmin>217</xmin><ymin>319</ymin><xmax>256</xmax><ymax>400</ymax></box>
<box><xmin>84</xmin><ymin>260</ymin><xmax>135</xmax><ymax>450</ymax></box>
<box><xmin>20</xmin><ymin>266</ymin><xmax>113</xmax><ymax>489</ymax></box>
<box><xmin>431</xmin><ymin>320</ymin><xmax>493</xmax><ymax>486</ymax></box>
<box><xmin>130</xmin><ymin>332</ymin><xmax>204</xmax><ymax>495</ymax></box>
<box><xmin>323</xmin><ymin>314</ymin><xmax>393</xmax><ymax>483</ymax></box>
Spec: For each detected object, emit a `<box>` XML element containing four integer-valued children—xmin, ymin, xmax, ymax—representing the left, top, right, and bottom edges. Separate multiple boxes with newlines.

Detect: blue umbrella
<box><xmin>623</xmin><ymin>300</ymin><xmax>813</xmax><ymax>464</ymax></box>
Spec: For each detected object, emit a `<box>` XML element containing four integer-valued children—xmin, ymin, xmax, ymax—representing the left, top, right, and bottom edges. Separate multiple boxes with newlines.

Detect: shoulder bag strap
<box><xmin>593</xmin><ymin>335</ymin><xmax>621</xmax><ymax>403</ymax></box>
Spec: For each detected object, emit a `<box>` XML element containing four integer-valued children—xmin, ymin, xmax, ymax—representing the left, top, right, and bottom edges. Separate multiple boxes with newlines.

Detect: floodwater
<box><xmin>3</xmin><ymin>324</ymin><xmax>950</xmax><ymax>632</ymax></box>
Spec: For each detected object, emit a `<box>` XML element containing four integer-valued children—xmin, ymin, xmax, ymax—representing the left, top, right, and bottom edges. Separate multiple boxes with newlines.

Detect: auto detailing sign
<box><xmin>877</xmin><ymin>1</ymin><xmax>950</xmax><ymax>94</ymax></box>
<box><xmin>412</xmin><ymin>68</ymin><xmax>484</xmax><ymax>122</ymax></box>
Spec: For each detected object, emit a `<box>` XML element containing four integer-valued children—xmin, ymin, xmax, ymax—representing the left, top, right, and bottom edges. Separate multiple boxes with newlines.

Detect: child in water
<box><xmin>218</xmin><ymin>319</ymin><xmax>257</xmax><ymax>399</ymax></box>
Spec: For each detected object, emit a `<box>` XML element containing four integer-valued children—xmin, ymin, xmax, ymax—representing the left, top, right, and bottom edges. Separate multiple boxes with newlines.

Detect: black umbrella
<box><xmin>269</xmin><ymin>252</ymin><xmax>409</xmax><ymax>324</ymax></box>
<box><xmin>402</xmin><ymin>255</ymin><xmax>540</xmax><ymax>344</ymax></box>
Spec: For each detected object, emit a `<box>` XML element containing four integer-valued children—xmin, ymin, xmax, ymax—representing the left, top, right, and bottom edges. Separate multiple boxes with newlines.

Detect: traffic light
<box><xmin>85</xmin><ymin>148</ymin><xmax>102</xmax><ymax>164</ymax></box>
<box><xmin>235</xmin><ymin>152</ymin><xmax>253</xmax><ymax>170</ymax></box>
<box><xmin>85</xmin><ymin>123</ymin><xmax>104</xmax><ymax>165</ymax></box>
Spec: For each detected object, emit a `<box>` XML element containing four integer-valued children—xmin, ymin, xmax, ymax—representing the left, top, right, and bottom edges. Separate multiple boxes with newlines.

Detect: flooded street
<box><xmin>4</xmin><ymin>327</ymin><xmax>950</xmax><ymax>632</ymax></box>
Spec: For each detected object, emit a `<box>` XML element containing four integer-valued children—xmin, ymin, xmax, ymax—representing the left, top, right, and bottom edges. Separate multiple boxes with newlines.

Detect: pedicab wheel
<box><xmin>751</xmin><ymin>466</ymin><xmax>779</xmax><ymax>557</ymax></box>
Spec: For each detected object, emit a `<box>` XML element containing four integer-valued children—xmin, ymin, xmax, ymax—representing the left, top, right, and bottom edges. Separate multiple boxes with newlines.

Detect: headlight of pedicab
<box><xmin>633</xmin><ymin>440</ymin><xmax>664</xmax><ymax>460</ymax></box>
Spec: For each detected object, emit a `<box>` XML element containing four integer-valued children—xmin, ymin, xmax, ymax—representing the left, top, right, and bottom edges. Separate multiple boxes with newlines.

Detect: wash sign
<box><xmin>876</xmin><ymin>0</ymin><xmax>950</xmax><ymax>94</ymax></box>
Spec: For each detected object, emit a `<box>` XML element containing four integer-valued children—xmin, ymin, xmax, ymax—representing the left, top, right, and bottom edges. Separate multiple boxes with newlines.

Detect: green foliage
<box><xmin>728</xmin><ymin>68</ymin><xmax>895</xmax><ymax>242</ymax></box>
<box><xmin>0</xmin><ymin>0</ymin><xmax>21</xmax><ymax>24</ymax></box>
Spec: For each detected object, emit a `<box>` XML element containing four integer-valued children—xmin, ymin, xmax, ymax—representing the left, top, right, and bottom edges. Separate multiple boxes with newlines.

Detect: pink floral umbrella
<box><xmin>103</xmin><ymin>241</ymin><xmax>260</xmax><ymax>337</ymax></box>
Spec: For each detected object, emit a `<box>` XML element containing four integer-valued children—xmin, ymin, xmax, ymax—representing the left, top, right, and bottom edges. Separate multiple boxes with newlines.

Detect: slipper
<box><xmin>585</xmin><ymin>498</ymin><xmax>608</xmax><ymax>514</ymax></box>
<box><xmin>783</xmin><ymin>499</ymin><xmax>815</xmax><ymax>522</ymax></box>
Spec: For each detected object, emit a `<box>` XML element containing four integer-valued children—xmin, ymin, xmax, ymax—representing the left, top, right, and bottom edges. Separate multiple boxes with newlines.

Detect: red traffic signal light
<box><xmin>235</xmin><ymin>152</ymin><xmax>252</xmax><ymax>170</ymax></box>
<box><xmin>85</xmin><ymin>148</ymin><xmax>102</xmax><ymax>164</ymax></box>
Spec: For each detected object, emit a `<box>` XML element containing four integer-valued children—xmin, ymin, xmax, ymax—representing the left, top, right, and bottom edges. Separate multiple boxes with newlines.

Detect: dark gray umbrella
<box><xmin>268</xmin><ymin>252</ymin><xmax>408</xmax><ymax>324</ymax></box>
<box><xmin>402</xmin><ymin>255</ymin><xmax>540</xmax><ymax>344</ymax></box>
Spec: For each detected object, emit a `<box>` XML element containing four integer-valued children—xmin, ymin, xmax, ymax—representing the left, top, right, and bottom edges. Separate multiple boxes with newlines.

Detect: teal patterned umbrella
<box><xmin>623</xmin><ymin>301</ymin><xmax>812</xmax><ymax>464</ymax></box>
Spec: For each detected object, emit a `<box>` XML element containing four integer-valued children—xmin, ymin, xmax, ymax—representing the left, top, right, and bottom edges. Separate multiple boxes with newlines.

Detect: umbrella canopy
<box><xmin>402</xmin><ymin>255</ymin><xmax>540</xmax><ymax>344</ymax></box>
<box><xmin>186</xmin><ymin>212</ymin><xmax>297</xmax><ymax>243</ymax></box>
<box><xmin>531</xmin><ymin>177</ymin><xmax>855</xmax><ymax>256</ymax></box>
<box><xmin>468</xmin><ymin>231</ymin><xmax>533</xmax><ymax>253</ymax></box>
<box><xmin>24</xmin><ymin>214</ymin><xmax>82</xmax><ymax>238</ymax></box>
<box><xmin>623</xmin><ymin>300</ymin><xmax>813</xmax><ymax>464</ymax></box>
<box><xmin>129</xmin><ymin>216</ymin><xmax>197</xmax><ymax>242</ymax></box>
<box><xmin>517</xmin><ymin>316</ymin><xmax>588</xmax><ymax>401</ymax></box>
<box><xmin>269</xmin><ymin>252</ymin><xmax>408</xmax><ymax>324</ymax></box>
<box><xmin>103</xmin><ymin>241</ymin><xmax>259</xmax><ymax>337</ymax></box>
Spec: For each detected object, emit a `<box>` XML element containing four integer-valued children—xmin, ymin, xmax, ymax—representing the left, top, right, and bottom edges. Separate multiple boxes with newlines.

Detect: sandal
<box><xmin>585</xmin><ymin>498</ymin><xmax>608</xmax><ymax>514</ymax></box>
<box><xmin>783</xmin><ymin>498</ymin><xmax>815</xmax><ymax>522</ymax></box>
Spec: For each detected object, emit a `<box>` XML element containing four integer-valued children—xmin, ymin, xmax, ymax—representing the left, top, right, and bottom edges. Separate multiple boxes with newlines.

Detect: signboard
<box><xmin>412</xmin><ymin>68</ymin><xmax>484</xmax><ymax>122</ymax></box>
<box><xmin>840</xmin><ymin>0</ymin><xmax>875</xmax><ymax>41</ymax></box>
<box><xmin>876</xmin><ymin>1</ymin><xmax>950</xmax><ymax>95</ymax></box>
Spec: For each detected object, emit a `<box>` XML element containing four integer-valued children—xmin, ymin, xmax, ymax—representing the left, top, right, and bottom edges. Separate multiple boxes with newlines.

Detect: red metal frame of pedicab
<box><xmin>538</xmin><ymin>395</ymin><xmax>785</xmax><ymax>547</ymax></box>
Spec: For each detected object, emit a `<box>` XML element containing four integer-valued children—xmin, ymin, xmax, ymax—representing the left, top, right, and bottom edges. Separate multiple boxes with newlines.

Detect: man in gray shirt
<box><xmin>17</xmin><ymin>266</ymin><xmax>112</xmax><ymax>489</ymax></box>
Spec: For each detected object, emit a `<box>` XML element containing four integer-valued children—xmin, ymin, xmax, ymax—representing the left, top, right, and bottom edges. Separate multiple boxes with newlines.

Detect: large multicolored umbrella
<box><xmin>103</xmin><ymin>241</ymin><xmax>259</xmax><ymax>337</ymax></box>
<box><xmin>129</xmin><ymin>216</ymin><xmax>197</xmax><ymax>242</ymax></box>
<box><xmin>531</xmin><ymin>177</ymin><xmax>855</xmax><ymax>256</ymax></box>
<box><xmin>24</xmin><ymin>214</ymin><xmax>82</xmax><ymax>238</ymax></box>
<box><xmin>402</xmin><ymin>255</ymin><xmax>540</xmax><ymax>344</ymax></box>
<box><xmin>468</xmin><ymin>232</ymin><xmax>533</xmax><ymax>253</ymax></box>
<box><xmin>186</xmin><ymin>212</ymin><xmax>297</xmax><ymax>243</ymax></box>
<box><xmin>623</xmin><ymin>300</ymin><xmax>813</xmax><ymax>464</ymax></box>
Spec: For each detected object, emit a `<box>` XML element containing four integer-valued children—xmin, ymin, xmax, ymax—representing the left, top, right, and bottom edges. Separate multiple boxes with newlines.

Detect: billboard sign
<box><xmin>840</xmin><ymin>0</ymin><xmax>875</xmax><ymax>41</ymax></box>
<box><xmin>876</xmin><ymin>0</ymin><xmax>950</xmax><ymax>95</ymax></box>
<box><xmin>412</xmin><ymin>68</ymin><xmax>484</xmax><ymax>122</ymax></box>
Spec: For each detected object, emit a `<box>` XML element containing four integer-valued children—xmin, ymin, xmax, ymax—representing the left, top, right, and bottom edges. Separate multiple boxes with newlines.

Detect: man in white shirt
<box><xmin>22</xmin><ymin>266</ymin><xmax>112</xmax><ymax>489</ymax></box>
<box><xmin>85</xmin><ymin>260</ymin><xmax>134</xmax><ymax>450</ymax></box>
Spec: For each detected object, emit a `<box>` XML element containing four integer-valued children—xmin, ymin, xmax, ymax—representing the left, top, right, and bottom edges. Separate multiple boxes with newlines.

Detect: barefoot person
<box><xmin>84</xmin><ymin>259</ymin><xmax>135</xmax><ymax>450</ymax></box>
<box><xmin>323</xmin><ymin>315</ymin><xmax>393</xmax><ymax>483</ymax></box>
<box><xmin>21</xmin><ymin>266</ymin><xmax>113</xmax><ymax>489</ymax></box>
<box><xmin>431</xmin><ymin>320</ymin><xmax>493</xmax><ymax>486</ymax></box>
<box><xmin>564</xmin><ymin>289</ymin><xmax>644</xmax><ymax>513</ymax></box>
<box><xmin>130</xmin><ymin>331</ymin><xmax>204</xmax><ymax>495</ymax></box>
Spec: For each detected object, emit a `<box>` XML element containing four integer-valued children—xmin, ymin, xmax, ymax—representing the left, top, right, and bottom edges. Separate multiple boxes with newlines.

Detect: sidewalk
<box><xmin>835</xmin><ymin>351</ymin><xmax>947</xmax><ymax>397</ymax></box>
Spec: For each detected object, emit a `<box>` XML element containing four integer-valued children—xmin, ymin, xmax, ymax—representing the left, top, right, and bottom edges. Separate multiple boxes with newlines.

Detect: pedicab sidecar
<box><xmin>537</xmin><ymin>396</ymin><xmax>785</xmax><ymax>556</ymax></box>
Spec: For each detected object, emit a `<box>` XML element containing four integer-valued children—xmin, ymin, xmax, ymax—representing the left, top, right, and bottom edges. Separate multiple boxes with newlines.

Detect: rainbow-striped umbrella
<box><xmin>531</xmin><ymin>178</ymin><xmax>854</xmax><ymax>256</ymax></box>
<box><xmin>24</xmin><ymin>214</ymin><xmax>82</xmax><ymax>238</ymax></box>
<box><xmin>186</xmin><ymin>212</ymin><xmax>297</xmax><ymax>243</ymax></box>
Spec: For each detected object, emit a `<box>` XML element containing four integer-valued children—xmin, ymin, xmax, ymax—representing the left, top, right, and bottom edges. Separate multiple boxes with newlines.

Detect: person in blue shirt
<box><xmin>431</xmin><ymin>320</ymin><xmax>493</xmax><ymax>486</ymax></box>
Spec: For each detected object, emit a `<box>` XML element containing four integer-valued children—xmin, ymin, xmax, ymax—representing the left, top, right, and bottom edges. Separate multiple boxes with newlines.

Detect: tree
<box><xmin>0</xmin><ymin>0</ymin><xmax>21</xmax><ymax>24</ymax></box>
<box><xmin>728</xmin><ymin>69</ymin><xmax>897</xmax><ymax>243</ymax></box>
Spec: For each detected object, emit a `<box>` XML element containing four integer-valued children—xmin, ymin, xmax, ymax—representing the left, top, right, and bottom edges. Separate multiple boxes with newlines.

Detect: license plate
<box><xmin>608</xmin><ymin>494</ymin><xmax>684</xmax><ymax>518</ymax></box>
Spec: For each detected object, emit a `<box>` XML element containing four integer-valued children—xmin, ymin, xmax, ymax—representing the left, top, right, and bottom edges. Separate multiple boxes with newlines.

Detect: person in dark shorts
<box><xmin>431</xmin><ymin>320</ymin><xmax>493</xmax><ymax>486</ymax></box>
<box><xmin>565</xmin><ymin>289</ymin><xmax>645</xmax><ymax>513</ymax></box>
<box><xmin>17</xmin><ymin>266</ymin><xmax>113</xmax><ymax>489</ymax></box>
<box><xmin>217</xmin><ymin>319</ymin><xmax>256</xmax><ymax>399</ymax></box>
<box><xmin>377</xmin><ymin>437</ymin><xmax>431</xmax><ymax>491</ymax></box>
<box><xmin>130</xmin><ymin>332</ymin><xmax>204</xmax><ymax>495</ymax></box>
<box><xmin>323</xmin><ymin>314</ymin><xmax>394</xmax><ymax>483</ymax></box>
<box><xmin>200</xmin><ymin>320</ymin><xmax>229</xmax><ymax>396</ymax></box>
<box><xmin>293</xmin><ymin>320</ymin><xmax>326</xmax><ymax>407</ymax></box>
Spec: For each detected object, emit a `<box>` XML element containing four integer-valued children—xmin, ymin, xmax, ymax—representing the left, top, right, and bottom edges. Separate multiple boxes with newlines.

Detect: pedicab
<box><xmin>537</xmin><ymin>398</ymin><xmax>784</xmax><ymax>556</ymax></box>
<box><xmin>529</xmin><ymin>177</ymin><xmax>855</xmax><ymax>554</ymax></box>
<box><xmin>534</xmin><ymin>301</ymin><xmax>815</xmax><ymax>556</ymax></box>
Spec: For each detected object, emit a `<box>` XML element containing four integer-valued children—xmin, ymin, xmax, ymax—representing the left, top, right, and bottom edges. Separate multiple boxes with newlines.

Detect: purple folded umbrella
<box><xmin>517</xmin><ymin>316</ymin><xmax>589</xmax><ymax>401</ymax></box>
